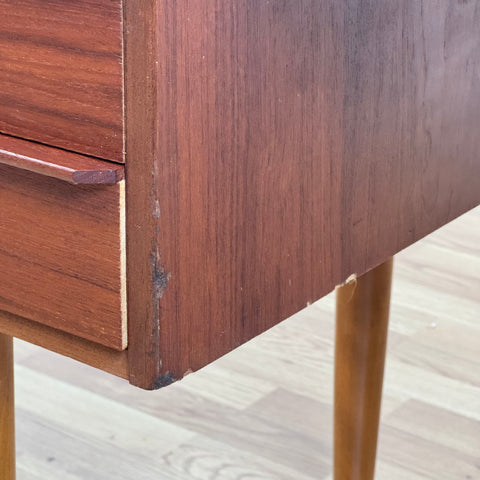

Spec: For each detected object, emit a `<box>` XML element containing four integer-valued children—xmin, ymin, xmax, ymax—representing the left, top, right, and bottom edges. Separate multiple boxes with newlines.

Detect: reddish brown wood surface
<box><xmin>124</xmin><ymin>0</ymin><xmax>163</xmax><ymax>387</ymax></box>
<box><xmin>0</xmin><ymin>0</ymin><xmax>123</xmax><ymax>162</ymax></box>
<box><xmin>0</xmin><ymin>164</ymin><xmax>126</xmax><ymax>350</ymax></box>
<box><xmin>0</xmin><ymin>310</ymin><xmax>128</xmax><ymax>379</ymax></box>
<box><xmin>125</xmin><ymin>0</ymin><xmax>480</xmax><ymax>389</ymax></box>
<box><xmin>334</xmin><ymin>259</ymin><xmax>393</xmax><ymax>480</ymax></box>
<box><xmin>0</xmin><ymin>135</ymin><xmax>124</xmax><ymax>185</ymax></box>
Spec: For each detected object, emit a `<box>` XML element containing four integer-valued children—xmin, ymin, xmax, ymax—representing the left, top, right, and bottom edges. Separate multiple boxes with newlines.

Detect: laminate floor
<box><xmin>14</xmin><ymin>206</ymin><xmax>480</xmax><ymax>479</ymax></box>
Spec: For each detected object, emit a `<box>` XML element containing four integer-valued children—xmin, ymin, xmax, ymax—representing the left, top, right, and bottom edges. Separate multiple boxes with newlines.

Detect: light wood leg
<box><xmin>334</xmin><ymin>258</ymin><xmax>393</xmax><ymax>480</ymax></box>
<box><xmin>0</xmin><ymin>333</ymin><xmax>15</xmax><ymax>480</ymax></box>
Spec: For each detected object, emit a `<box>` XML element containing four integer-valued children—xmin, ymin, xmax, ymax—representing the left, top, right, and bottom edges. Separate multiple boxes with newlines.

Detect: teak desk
<box><xmin>0</xmin><ymin>2</ymin><xmax>479</xmax><ymax>479</ymax></box>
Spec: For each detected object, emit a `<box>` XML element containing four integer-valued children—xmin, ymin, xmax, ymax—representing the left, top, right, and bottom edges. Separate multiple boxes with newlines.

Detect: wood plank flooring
<box><xmin>13</xmin><ymin>206</ymin><xmax>480</xmax><ymax>479</ymax></box>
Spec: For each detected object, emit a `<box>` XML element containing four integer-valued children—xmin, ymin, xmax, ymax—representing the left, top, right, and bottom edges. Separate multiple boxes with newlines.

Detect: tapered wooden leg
<box><xmin>334</xmin><ymin>258</ymin><xmax>393</xmax><ymax>480</ymax></box>
<box><xmin>0</xmin><ymin>333</ymin><xmax>15</xmax><ymax>480</ymax></box>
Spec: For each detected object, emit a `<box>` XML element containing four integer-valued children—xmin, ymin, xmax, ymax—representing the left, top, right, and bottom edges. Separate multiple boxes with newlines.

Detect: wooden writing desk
<box><xmin>1</xmin><ymin>1</ymin><xmax>479</xmax><ymax>478</ymax></box>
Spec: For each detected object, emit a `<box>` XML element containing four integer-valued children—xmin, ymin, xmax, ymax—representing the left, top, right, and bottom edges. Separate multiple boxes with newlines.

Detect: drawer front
<box><xmin>0</xmin><ymin>0</ymin><xmax>123</xmax><ymax>162</ymax></box>
<box><xmin>0</xmin><ymin>163</ymin><xmax>126</xmax><ymax>350</ymax></box>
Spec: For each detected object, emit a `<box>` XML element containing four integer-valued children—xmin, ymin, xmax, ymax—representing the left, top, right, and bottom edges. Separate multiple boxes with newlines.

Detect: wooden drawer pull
<box><xmin>0</xmin><ymin>135</ymin><xmax>123</xmax><ymax>185</ymax></box>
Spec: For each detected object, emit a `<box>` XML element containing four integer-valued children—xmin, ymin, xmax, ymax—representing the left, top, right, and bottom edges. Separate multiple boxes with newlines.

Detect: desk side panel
<box><xmin>125</xmin><ymin>0</ymin><xmax>480</xmax><ymax>388</ymax></box>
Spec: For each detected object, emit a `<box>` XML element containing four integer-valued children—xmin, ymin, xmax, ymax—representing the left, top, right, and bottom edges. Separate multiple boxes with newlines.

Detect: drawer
<box><xmin>0</xmin><ymin>135</ymin><xmax>126</xmax><ymax>350</ymax></box>
<box><xmin>0</xmin><ymin>0</ymin><xmax>123</xmax><ymax>162</ymax></box>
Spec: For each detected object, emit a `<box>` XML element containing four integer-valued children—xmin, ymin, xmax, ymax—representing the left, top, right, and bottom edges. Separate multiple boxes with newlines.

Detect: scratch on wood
<box><xmin>150</xmin><ymin>195</ymin><xmax>169</xmax><ymax>301</ymax></box>
<box><xmin>152</xmin><ymin>199</ymin><xmax>161</xmax><ymax>219</ymax></box>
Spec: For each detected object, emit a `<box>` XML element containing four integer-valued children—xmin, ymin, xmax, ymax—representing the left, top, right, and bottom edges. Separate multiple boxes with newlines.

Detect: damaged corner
<box><xmin>335</xmin><ymin>272</ymin><xmax>358</xmax><ymax>289</ymax></box>
<box><xmin>151</xmin><ymin>371</ymin><xmax>177</xmax><ymax>390</ymax></box>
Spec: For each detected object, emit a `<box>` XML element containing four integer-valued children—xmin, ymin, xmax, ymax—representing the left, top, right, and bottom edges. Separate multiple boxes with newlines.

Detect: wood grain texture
<box><xmin>0</xmin><ymin>135</ymin><xmax>124</xmax><ymax>185</ymax></box>
<box><xmin>124</xmin><ymin>0</ymin><xmax>163</xmax><ymax>387</ymax></box>
<box><xmin>0</xmin><ymin>310</ymin><xmax>128</xmax><ymax>379</ymax></box>
<box><xmin>0</xmin><ymin>0</ymin><xmax>123</xmax><ymax>162</ymax></box>
<box><xmin>339</xmin><ymin>0</ymin><xmax>480</xmax><ymax>274</ymax></box>
<box><xmin>0</xmin><ymin>334</ymin><xmax>15</xmax><ymax>480</ymax></box>
<box><xmin>125</xmin><ymin>0</ymin><xmax>480</xmax><ymax>388</ymax></box>
<box><xmin>0</xmin><ymin>164</ymin><xmax>126</xmax><ymax>350</ymax></box>
<box><xmin>334</xmin><ymin>259</ymin><xmax>393</xmax><ymax>480</ymax></box>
